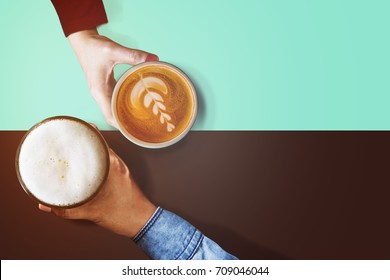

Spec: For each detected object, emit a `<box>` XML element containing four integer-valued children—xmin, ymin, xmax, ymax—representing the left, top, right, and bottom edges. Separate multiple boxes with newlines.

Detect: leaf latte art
<box><xmin>115</xmin><ymin>64</ymin><xmax>195</xmax><ymax>144</ymax></box>
<box><xmin>130</xmin><ymin>76</ymin><xmax>175</xmax><ymax>132</ymax></box>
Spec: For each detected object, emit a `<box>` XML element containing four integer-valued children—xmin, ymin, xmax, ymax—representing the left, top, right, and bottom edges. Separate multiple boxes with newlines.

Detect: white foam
<box><xmin>130</xmin><ymin>75</ymin><xmax>175</xmax><ymax>132</ymax></box>
<box><xmin>18</xmin><ymin>118</ymin><xmax>108</xmax><ymax>207</ymax></box>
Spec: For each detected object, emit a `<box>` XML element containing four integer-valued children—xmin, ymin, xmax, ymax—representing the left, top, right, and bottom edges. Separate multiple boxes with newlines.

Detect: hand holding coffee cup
<box><xmin>68</xmin><ymin>28</ymin><xmax>159</xmax><ymax>128</ymax></box>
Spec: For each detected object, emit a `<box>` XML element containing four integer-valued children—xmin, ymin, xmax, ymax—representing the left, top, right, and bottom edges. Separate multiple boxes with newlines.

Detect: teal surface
<box><xmin>1</xmin><ymin>0</ymin><xmax>389</xmax><ymax>130</ymax></box>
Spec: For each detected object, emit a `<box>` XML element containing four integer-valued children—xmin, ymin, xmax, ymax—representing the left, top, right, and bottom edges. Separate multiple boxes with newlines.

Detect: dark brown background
<box><xmin>1</xmin><ymin>131</ymin><xmax>390</xmax><ymax>259</ymax></box>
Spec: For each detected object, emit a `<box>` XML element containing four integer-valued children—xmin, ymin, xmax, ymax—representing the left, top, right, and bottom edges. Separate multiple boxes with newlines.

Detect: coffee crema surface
<box><xmin>17</xmin><ymin>117</ymin><xmax>109</xmax><ymax>207</ymax></box>
<box><xmin>115</xmin><ymin>64</ymin><xmax>195</xmax><ymax>143</ymax></box>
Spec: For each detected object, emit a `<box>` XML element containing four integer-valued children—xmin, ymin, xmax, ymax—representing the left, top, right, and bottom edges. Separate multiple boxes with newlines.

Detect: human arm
<box><xmin>67</xmin><ymin>29</ymin><xmax>158</xmax><ymax>127</ymax></box>
<box><xmin>39</xmin><ymin>147</ymin><xmax>237</xmax><ymax>260</ymax></box>
<box><xmin>39</xmin><ymin>148</ymin><xmax>157</xmax><ymax>238</ymax></box>
<box><xmin>51</xmin><ymin>0</ymin><xmax>158</xmax><ymax>127</ymax></box>
<box><xmin>134</xmin><ymin>207</ymin><xmax>238</xmax><ymax>260</ymax></box>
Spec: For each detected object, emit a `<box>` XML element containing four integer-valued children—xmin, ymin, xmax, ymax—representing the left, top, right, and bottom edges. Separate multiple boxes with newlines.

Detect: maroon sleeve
<box><xmin>51</xmin><ymin>0</ymin><xmax>108</xmax><ymax>37</ymax></box>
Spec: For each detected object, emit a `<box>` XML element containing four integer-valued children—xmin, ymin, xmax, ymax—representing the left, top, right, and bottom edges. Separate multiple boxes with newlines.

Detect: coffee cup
<box><xmin>112</xmin><ymin>61</ymin><xmax>198</xmax><ymax>148</ymax></box>
<box><xmin>15</xmin><ymin>116</ymin><xmax>110</xmax><ymax>208</ymax></box>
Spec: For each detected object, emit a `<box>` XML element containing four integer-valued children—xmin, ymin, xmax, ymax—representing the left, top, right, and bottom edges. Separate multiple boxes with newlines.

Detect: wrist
<box><xmin>127</xmin><ymin>186</ymin><xmax>157</xmax><ymax>238</ymax></box>
<box><xmin>68</xmin><ymin>28</ymin><xmax>99</xmax><ymax>46</ymax></box>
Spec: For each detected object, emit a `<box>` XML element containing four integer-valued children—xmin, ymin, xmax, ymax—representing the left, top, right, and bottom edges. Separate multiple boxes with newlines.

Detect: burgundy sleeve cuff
<box><xmin>51</xmin><ymin>0</ymin><xmax>108</xmax><ymax>37</ymax></box>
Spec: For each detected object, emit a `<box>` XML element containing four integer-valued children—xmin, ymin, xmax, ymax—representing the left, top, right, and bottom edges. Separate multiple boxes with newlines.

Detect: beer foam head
<box><xmin>17</xmin><ymin>117</ymin><xmax>109</xmax><ymax>207</ymax></box>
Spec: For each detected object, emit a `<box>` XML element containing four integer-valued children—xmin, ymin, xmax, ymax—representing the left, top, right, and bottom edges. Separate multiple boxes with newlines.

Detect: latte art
<box><xmin>130</xmin><ymin>76</ymin><xmax>175</xmax><ymax>132</ymax></box>
<box><xmin>114</xmin><ymin>62</ymin><xmax>197</xmax><ymax>146</ymax></box>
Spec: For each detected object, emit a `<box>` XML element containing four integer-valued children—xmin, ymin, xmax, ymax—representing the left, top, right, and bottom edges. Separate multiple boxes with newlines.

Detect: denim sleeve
<box><xmin>133</xmin><ymin>207</ymin><xmax>238</xmax><ymax>260</ymax></box>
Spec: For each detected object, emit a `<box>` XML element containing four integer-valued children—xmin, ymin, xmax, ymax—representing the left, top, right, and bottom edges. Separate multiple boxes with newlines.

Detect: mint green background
<box><xmin>1</xmin><ymin>0</ymin><xmax>389</xmax><ymax>130</ymax></box>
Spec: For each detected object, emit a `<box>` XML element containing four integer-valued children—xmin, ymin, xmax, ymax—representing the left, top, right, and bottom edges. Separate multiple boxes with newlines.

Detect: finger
<box><xmin>88</xmin><ymin>123</ymin><xmax>98</xmax><ymax>130</ymax></box>
<box><xmin>108</xmin><ymin>148</ymin><xmax>123</xmax><ymax>167</ymax></box>
<box><xmin>91</xmin><ymin>72</ymin><xmax>119</xmax><ymax>128</ymax></box>
<box><xmin>39</xmin><ymin>204</ymin><xmax>87</xmax><ymax>220</ymax></box>
<box><xmin>108</xmin><ymin>148</ymin><xmax>130</xmax><ymax>176</ymax></box>
<box><xmin>145</xmin><ymin>53</ymin><xmax>159</xmax><ymax>62</ymax></box>
<box><xmin>38</xmin><ymin>204</ymin><xmax>52</xmax><ymax>213</ymax></box>
<box><xmin>108</xmin><ymin>148</ymin><xmax>119</xmax><ymax>158</ymax></box>
<box><xmin>51</xmin><ymin>207</ymin><xmax>88</xmax><ymax>220</ymax></box>
<box><xmin>93</xmin><ymin>92</ymin><xmax>118</xmax><ymax>129</ymax></box>
<box><xmin>112</xmin><ymin>44</ymin><xmax>159</xmax><ymax>65</ymax></box>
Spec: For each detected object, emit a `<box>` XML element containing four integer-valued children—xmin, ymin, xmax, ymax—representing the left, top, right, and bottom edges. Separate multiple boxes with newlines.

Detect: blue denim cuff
<box><xmin>133</xmin><ymin>207</ymin><xmax>204</xmax><ymax>260</ymax></box>
<box><xmin>132</xmin><ymin>207</ymin><xmax>163</xmax><ymax>243</ymax></box>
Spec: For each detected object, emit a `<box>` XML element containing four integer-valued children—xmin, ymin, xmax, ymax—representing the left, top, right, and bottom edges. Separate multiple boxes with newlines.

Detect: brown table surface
<box><xmin>1</xmin><ymin>131</ymin><xmax>390</xmax><ymax>260</ymax></box>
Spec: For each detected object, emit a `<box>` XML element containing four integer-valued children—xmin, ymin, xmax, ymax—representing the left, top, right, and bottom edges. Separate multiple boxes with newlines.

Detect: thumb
<box><xmin>38</xmin><ymin>203</ymin><xmax>88</xmax><ymax>220</ymax></box>
<box><xmin>95</xmin><ymin>93</ymin><xmax>118</xmax><ymax>129</ymax></box>
<box><xmin>51</xmin><ymin>207</ymin><xmax>89</xmax><ymax>220</ymax></box>
<box><xmin>112</xmin><ymin>44</ymin><xmax>159</xmax><ymax>65</ymax></box>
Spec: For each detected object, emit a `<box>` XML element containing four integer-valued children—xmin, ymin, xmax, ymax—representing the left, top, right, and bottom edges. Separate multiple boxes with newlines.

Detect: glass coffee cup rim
<box><xmin>112</xmin><ymin>61</ymin><xmax>198</xmax><ymax>149</ymax></box>
<box><xmin>15</xmin><ymin>115</ymin><xmax>110</xmax><ymax>209</ymax></box>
